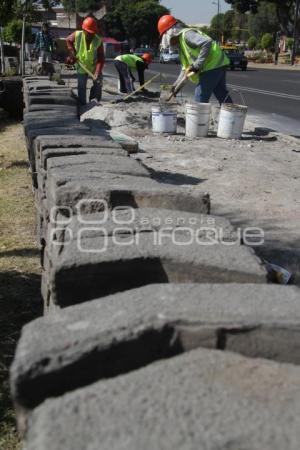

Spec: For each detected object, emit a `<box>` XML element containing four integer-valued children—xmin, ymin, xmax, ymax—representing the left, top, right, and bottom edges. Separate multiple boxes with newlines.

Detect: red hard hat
<box><xmin>158</xmin><ymin>15</ymin><xmax>177</xmax><ymax>36</ymax></box>
<box><xmin>142</xmin><ymin>53</ymin><xmax>153</xmax><ymax>65</ymax></box>
<box><xmin>82</xmin><ymin>17</ymin><xmax>98</xmax><ymax>34</ymax></box>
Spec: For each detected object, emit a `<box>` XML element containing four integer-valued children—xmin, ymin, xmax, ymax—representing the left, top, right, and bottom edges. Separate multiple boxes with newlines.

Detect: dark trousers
<box><xmin>195</xmin><ymin>66</ymin><xmax>232</xmax><ymax>104</ymax></box>
<box><xmin>114</xmin><ymin>60</ymin><xmax>134</xmax><ymax>93</ymax></box>
<box><xmin>77</xmin><ymin>73</ymin><xmax>102</xmax><ymax>105</ymax></box>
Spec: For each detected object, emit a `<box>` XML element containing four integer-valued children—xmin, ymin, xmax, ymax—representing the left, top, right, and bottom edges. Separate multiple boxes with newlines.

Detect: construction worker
<box><xmin>67</xmin><ymin>17</ymin><xmax>104</xmax><ymax>105</ymax></box>
<box><xmin>34</xmin><ymin>22</ymin><xmax>54</xmax><ymax>64</ymax></box>
<box><xmin>114</xmin><ymin>53</ymin><xmax>153</xmax><ymax>93</ymax></box>
<box><xmin>157</xmin><ymin>15</ymin><xmax>232</xmax><ymax>104</ymax></box>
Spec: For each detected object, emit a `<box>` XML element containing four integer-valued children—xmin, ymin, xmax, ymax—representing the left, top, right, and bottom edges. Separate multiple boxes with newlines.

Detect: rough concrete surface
<box><xmin>46</xmin><ymin>173</ymin><xmax>210</xmax><ymax>219</ymax></box>
<box><xmin>24</xmin><ymin>347</ymin><xmax>300</xmax><ymax>450</ymax></box>
<box><xmin>11</xmin><ymin>283</ymin><xmax>300</xmax><ymax>414</ymax></box>
<box><xmin>43</xmin><ymin>232</ymin><xmax>266</xmax><ymax>307</ymax></box>
<box><xmin>83</xmin><ymin>99</ymin><xmax>300</xmax><ymax>283</ymax></box>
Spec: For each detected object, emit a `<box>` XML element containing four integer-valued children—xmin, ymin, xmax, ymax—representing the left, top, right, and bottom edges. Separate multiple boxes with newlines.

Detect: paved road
<box><xmin>105</xmin><ymin>61</ymin><xmax>300</xmax><ymax>136</ymax></box>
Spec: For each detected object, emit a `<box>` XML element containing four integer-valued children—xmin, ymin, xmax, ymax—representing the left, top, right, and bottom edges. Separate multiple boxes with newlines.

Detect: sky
<box><xmin>162</xmin><ymin>0</ymin><xmax>231</xmax><ymax>25</ymax></box>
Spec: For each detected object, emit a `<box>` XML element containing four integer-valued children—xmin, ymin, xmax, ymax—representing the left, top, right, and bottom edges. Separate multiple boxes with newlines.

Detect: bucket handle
<box><xmin>224</xmin><ymin>89</ymin><xmax>246</xmax><ymax>106</ymax></box>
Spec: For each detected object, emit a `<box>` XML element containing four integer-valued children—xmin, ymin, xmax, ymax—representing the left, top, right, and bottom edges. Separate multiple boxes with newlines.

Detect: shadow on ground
<box><xmin>0</xmin><ymin>270</ymin><xmax>42</xmax><ymax>429</ymax></box>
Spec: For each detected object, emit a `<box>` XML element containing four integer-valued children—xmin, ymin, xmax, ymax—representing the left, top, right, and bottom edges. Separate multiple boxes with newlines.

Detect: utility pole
<box><xmin>20</xmin><ymin>0</ymin><xmax>28</xmax><ymax>76</ymax></box>
<box><xmin>0</xmin><ymin>26</ymin><xmax>5</xmax><ymax>75</ymax></box>
<box><xmin>212</xmin><ymin>0</ymin><xmax>221</xmax><ymax>44</ymax></box>
<box><xmin>291</xmin><ymin>0</ymin><xmax>300</xmax><ymax>65</ymax></box>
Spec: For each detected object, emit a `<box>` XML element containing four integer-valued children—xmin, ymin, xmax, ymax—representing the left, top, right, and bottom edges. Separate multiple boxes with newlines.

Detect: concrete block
<box><xmin>22</xmin><ymin>347</ymin><xmax>300</xmax><ymax>450</ymax></box>
<box><xmin>46</xmin><ymin>173</ymin><xmax>210</xmax><ymax>219</ymax></box>
<box><xmin>27</xmin><ymin>95</ymin><xmax>77</xmax><ymax>106</ymax></box>
<box><xmin>43</xmin><ymin>232</ymin><xmax>266</xmax><ymax>307</ymax></box>
<box><xmin>11</xmin><ymin>283</ymin><xmax>300</xmax><ymax>417</ymax></box>
<box><xmin>38</xmin><ymin>146</ymin><xmax>127</xmax><ymax>171</ymax></box>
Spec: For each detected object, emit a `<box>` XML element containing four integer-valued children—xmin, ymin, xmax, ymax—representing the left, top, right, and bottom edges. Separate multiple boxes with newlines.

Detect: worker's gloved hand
<box><xmin>94</xmin><ymin>73</ymin><xmax>103</xmax><ymax>85</ymax></box>
<box><xmin>186</xmin><ymin>65</ymin><xmax>197</xmax><ymax>76</ymax></box>
<box><xmin>170</xmin><ymin>84</ymin><xmax>177</xmax><ymax>97</ymax></box>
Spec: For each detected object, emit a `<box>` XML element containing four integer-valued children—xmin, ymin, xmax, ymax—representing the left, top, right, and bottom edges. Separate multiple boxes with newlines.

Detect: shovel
<box><xmin>111</xmin><ymin>73</ymin><xmax>160</xmax><ymax>104</ymax></box>
<box><xmin>166</xmin><ymin>71</ymin><xmax>196</xmax><ymax>102</ymax></box>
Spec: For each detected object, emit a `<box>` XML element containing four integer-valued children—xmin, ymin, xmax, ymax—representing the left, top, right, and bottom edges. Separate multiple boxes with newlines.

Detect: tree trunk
<box><xmin>0</xmin><ymin>27</ymin><xmax>5</xmax><ymax>74</ymax></box>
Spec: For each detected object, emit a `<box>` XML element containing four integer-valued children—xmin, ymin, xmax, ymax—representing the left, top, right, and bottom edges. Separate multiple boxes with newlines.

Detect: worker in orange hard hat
<box><xmin>114</xmin><ymin>52</ymin><xmax>153</xmax><ymax>94</ymax></box>
<box><xmin>158</xmin><ymin>14</ymin><xmax>232</xmax><ymax>104</ymax></box>
<box><xmin>66</xmin><ymin>17</ymin><xmax>104</xmax><ymax>105</ymax></box>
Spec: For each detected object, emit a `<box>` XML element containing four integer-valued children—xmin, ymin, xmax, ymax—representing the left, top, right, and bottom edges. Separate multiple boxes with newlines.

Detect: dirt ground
<box><xmin>81</xmin><ymin>91</ymin><xmax>300</xmax><ymax>284</ymax></box>
<box><xmin>0</xmin><ymin>111</ymin><xmax>41</xmax><ymax>450</ymax></box>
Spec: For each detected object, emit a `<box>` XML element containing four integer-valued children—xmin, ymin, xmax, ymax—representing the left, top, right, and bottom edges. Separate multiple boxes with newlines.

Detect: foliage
<box><xmin>103</xmin><ymin>0</ymin><xmax>169</xmax><ymax>46</ymax></box>
<box><xmin>248</xmin><ymin>2</ymin><xmax>279</xmax><ymax>39</ymax></box>
<box><xmin>225</xmin><ymin>1</ymin><xmax>300</xmax><ymax>36</ymax></box>
<box><xmin>247</xmin><ymin>35</ymin><xmax>257</xmax><ymax>49</ymax></box>
<box><xmin>61</xmin><ymin>0</ymin><xmax>100</xmax><ymax>13</ymax></box>
<box><xmin>261</xmin><ymin>32</ymin><xmax>273</xmax><ymax>49</ymax></box>
<box><xmin>286</xmin><ymin>37</ymin><xmax>294</xmax><ymax>49</ymax></box>
<box><xmin>3</xmin><ymin>19</ymin><xmax>33</xmax><ymax>44</ymax></box>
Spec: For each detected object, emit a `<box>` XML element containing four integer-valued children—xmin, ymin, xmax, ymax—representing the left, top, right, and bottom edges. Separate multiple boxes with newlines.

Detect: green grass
<box><xmin>0</xmin><ymin>113</ymin><xmax>42</xmax><ymax>449</ymax></box>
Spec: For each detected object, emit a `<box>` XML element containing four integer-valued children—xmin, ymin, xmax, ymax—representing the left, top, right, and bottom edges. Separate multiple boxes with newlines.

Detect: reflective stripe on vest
<box><xmin>75</xmin><ymin>31</ymin><xmax>102</xmax><ymax>74</ymax></box>
<box><xmin>115</xmin><ymin>54</ymin><xmax>143</xmax><ymax>70</ymax></box>
<box><xmin>179</xmin><ymin>28</ymin><xmax>230</xmax><ymax>84</ymax></box>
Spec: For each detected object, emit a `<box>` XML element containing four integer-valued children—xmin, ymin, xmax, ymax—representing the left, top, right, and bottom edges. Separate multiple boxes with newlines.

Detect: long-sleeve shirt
<box><xmin>34</xmin><ymin>31</ymin><xmax>54</xmax><ymax>52</ymax></box>
<box><xmin>135</xmin><ymin>61</ymin><xmax>146</xmax><ymax>86</ymax></box>
<box><xmin>66</xmin><ymin>32</ymin><xmax>105</xmax><ymax>76</ymax></box>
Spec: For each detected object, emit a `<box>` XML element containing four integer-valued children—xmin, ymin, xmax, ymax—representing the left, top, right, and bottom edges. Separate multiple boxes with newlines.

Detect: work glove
<box><xmin>170</xmin><ymin>84</ymin><xmax>177</xmax><ymax>97</ymax></box>
<box><xmin>94</xmin><ymin>73</ymin><xmax>103</xmax><ymax>85</ymax></box>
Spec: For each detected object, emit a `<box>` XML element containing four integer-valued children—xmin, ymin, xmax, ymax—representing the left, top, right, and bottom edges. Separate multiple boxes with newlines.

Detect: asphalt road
<box><xmin>152</xmin><ymin>62</ymin><xmax>300</xmax><ymax>136</ymax></box>
<box><xmin>105</xmin><ymin>61</ymin><xmax>300</xmax><ymax>136</ymax></box>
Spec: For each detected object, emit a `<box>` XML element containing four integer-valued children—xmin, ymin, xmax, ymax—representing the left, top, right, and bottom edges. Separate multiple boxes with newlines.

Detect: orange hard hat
<box><xmin>82</xmin><ymin>17</ymin><xmax>98</xmax><ymax>34</ymax></box>
<box><xmin>142</xmin><ymin>53</ymin><xmax>153</xmax><ymax>65</ymax></box>
<box><xmin>157</xmin><ymin>15</ymin><xmax>177</xmax><ymax>36</ymax></box>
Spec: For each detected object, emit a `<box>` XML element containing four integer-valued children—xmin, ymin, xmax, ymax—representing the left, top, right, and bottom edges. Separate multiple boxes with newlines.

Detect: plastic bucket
<box><xmin>217</xmin><ymin>103</ymin><xmax>247</xmax><ymax>139</ymax></box>
<box><xmin>185</xmin><ymin>103</ymin><xmax>211</xmax><ymax>138</ymax></box>
<box><xmin>152</xmin><ymin>105</ymin><xmax>177</xmax><ymax>134</ymax></box>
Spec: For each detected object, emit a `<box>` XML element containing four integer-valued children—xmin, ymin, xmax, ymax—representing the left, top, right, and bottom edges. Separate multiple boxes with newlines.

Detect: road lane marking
<box><xmin>228</xmin><ymin>84</ymin><xmax>300</xmax><ymax>101</ymax></box>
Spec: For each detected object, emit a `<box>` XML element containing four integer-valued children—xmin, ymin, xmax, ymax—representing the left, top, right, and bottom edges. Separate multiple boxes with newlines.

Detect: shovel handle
<box><xmin>166</xmin><ymin>71</ymin><xmax>195</xmax><ymax>102</ymax></box>
<box><xmin>122</xmin><ymin>73</ymin><xmax>160</xmax><ymax>101</ymax></box>
<box><xmin>77</xmin><ymin>60</ymin><xmax>97</xmax><ymax>81</ymax></box>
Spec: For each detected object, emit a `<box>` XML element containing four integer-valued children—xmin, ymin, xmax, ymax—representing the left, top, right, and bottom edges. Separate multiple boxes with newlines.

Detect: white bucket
<box><xmin>217</xmin><ymin>103</ymin><xmax>247</xmax><ymax>139</ymax></box>
<box><xmin>185</xmin><ymin>103</ymin><xmax>211</xmax><ymax>138</ymax></box>
<box><xmin>152</xmin><ymin>105</ymin><xmax>177</xmax><ymax>134</ymax></box>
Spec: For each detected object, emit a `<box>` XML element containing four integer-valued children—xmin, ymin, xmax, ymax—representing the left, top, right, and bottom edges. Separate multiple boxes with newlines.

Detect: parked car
<box><xmin>159</xmin><ymin>49</ymin><xmax>180</xmax><ymax>64</ymax></box>
<box><xmin>222</xmin><ymin>46</ymin><xmax>248</xmax><ymax>71</ymax></box>
<box><xmin>134</xmin><ymin>47</ymin><xmax>154</xmax><ymax>58</ymax></box>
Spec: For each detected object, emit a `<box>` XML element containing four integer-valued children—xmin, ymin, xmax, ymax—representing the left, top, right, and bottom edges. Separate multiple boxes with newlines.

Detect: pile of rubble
<box><xmin>9</xmin><ymin>76</ymin><xmax>300</xmax><ymax>450</ymax></box>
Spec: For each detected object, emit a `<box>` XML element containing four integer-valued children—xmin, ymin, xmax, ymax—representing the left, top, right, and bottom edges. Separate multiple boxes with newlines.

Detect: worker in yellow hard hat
<box><xmin>67</xmin><ymin>17</ymin><xmax>104</xmax><ymax>105</ymax></box>
<box><xmin>114</xmin><ymin>52</ymin><xmax>153</xmax><ymax>93</ymax></box>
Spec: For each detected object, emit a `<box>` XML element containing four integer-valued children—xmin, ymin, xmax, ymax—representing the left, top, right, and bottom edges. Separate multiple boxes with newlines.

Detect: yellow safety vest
<box><xmin>75</xmin><ymin>30</ymin><xmax>102</xmax><ymax>74</ymax></box>
<box><xmin>115</xmin><ymin>54</ymin><xmax>144</xmax><ymax>69</ymax></box>
<box><xmin>179</xmin><ymin>28</ymin><xmax>230</xmax><ymax>84</ymax></box>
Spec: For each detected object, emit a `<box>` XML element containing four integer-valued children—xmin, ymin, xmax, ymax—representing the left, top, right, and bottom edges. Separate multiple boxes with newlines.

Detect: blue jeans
<box><xmin>77</xmin><ymin>73</ymin><xmax>102</xmax><ymax>105</ymax></box>
<box><xmin>195</xmin><ymin>67</ymin><xmax>232</xmax><ymax>104</ymax></box>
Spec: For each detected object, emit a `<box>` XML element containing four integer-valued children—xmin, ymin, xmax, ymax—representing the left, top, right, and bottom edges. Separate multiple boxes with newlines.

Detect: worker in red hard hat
<box><xmin>66</xmin><ymin>17</ymin><xmax>104</xmax><ymax>105</ymax></box>
<box><xmin>114</xmin><ymin>52</ymin><xmax>153</xmax><ymax>94</ymax></box>
<box><xmin>158</xmin><ymin>15</ymin><xmax>232</xmax><ymax>104</ymax></box>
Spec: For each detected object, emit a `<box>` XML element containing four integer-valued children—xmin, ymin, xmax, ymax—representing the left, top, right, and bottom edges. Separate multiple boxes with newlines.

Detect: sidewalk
<box><xmin>248</xmin><ymin>62</ymin><xmax>300</xmax><ymax>71</ymax></box>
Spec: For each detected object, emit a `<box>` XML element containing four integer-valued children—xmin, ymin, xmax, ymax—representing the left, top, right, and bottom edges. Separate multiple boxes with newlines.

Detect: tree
<box><xmin>103</xmin><ymin>0</ymin><xmax>169</xmax><ymax>46</ymax></box>
<box><xmin>247</xmin><ymin>35</ymin><xmax>257</xmax><ymax>48</ymax></box>
<box><xmin>248</xmin><ymin>2</ymin><xmax>279</xmax><ymax>39</ymax></box>
<box><xmin>61</xmin><ymin>0</ymin><xmax>100</xmax><ymax>13</ymax></box>
<box><xmin>225</xmin><ymin>1</ymin><xmax>300</xmax><ymax>36</ymax></box>
<box><xmin>261</xmin><ymin>32</ymin><xmax>273</xmax><ymax>49</ymax></box>
<box><xmin>3</xmin><ymin>18</ymin><xmax>33</xmax><ymax>44</ymax></box>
